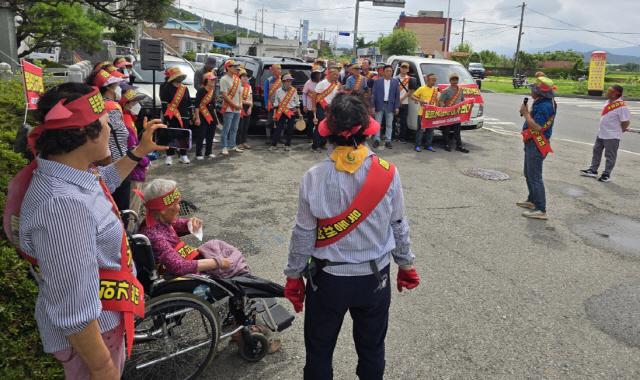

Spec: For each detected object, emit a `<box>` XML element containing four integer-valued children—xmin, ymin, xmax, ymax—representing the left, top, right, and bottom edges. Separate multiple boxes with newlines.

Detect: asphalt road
<box><xmin>482</xmin><ymin>92</ymin><xmax>640</xmax><ymax>154</ymax></box>
<box><xmin>140</xmin><ymin>93</ymin><xmax>640</xmax><ymax>379</ymax></box>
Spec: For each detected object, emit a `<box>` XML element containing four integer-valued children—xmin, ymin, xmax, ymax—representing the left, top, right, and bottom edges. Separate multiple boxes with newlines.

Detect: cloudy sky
<box><xmin>180</xmin><ymin>0</ymin><xmax>640</xmax><ymax>53</ymax></box>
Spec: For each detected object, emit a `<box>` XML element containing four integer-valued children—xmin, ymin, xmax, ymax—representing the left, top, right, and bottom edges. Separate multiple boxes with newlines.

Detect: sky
<box><xmin>179</xmin><ymin>0</ymin><xmax>640</xmax><ymax>54</ymax></box>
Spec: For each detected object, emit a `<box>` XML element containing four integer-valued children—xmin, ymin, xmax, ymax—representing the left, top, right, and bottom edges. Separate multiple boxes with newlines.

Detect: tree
<box><xmin>356</xmin><ymin>37</ymin><xmax>376</xmax><ymax>49</ymax></box>
<box><xmin>8</xmin><ymin>0</ymin><xmax>172</xmax><ymax>57</ymax></box>
<box><xmin>478</xmin><ymin>50</ymin><xmax>501</xmax><ymax>66</ymax></box>
<box><xmin>378</xmin><ymin>29</ymin><xmax>418</xmax><ymax>56</ymax></box>
<box><xmin>182</xmin><ymin>50</ymin><xmax>196</xmax><ymax>62</ymax></box>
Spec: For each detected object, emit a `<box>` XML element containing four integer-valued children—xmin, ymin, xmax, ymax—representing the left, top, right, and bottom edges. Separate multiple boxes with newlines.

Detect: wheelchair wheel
<box><xmin>239</xmin><ymin>332</ymin><xmax>269</xmax><ymax>362</ymax></box>
<box><xmin>122</xmin><ymin>293</ymin><xmax>220</xmax><ymax>380</ymax></box>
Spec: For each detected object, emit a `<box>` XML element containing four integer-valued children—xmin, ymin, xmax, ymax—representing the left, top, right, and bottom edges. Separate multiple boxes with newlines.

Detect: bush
<box><xmin>0</xmin><ymin>77</ymin><xmax>63</xmax><ymax>379</ymax></box>
<box><xmin>182</xmin><ymin>49</ymin><xmax>196</xmax><ymax>62</ymax></box>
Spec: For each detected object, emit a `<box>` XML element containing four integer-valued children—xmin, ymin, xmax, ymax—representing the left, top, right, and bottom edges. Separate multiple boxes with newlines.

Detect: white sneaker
<box><xmin>233</xmin><ymin>146</ymin><xmax>244</xmax><ymax>153</ymax></box>
<box><xmin>208</xmin><ymin>153</ymin><xmax>216</xmax><ymax>158</ymax></box>
<box><xmin>196</xmin><ymin>156</ymin><xmax>204</xmax><ymax>160</ymax></box>
<box><xmin>222</xmin><ymin>147</ymin><xmax>229</xmax><ymax>155</ymax></box>
<box><xmin>213</xmin><ymin>137</ymin><xmax>219</xmax><ymax>143</ymax></box>
<box><xmin>165</xmin><ymin>156</ymin><xmax>173</xmax><ymax>166</ymax></box>
<box><xmin>179</xmin><ymin>155</ymin><xmax>191</xmax><ymax>164</ymax></box>
<box><xmin>522</xmin><ymin>210</ymin><xmax>548</xmax><ymax>220</ymax></box>
<box><xmin>268</xmin><ymin>145</ymin><xmax>279</xmax><ymax>151</ymax></box>
<box><xmin>284</xmin><ymin>146</ymin><xmax>291</xmax><ymax>152</ymax></box>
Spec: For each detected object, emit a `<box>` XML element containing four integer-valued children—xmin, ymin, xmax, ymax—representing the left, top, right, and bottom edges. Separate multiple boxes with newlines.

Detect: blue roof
<box><xmin>213</xmin><ymin>42</ymin><xmax>233</xmax><ymax>49</ymax></box>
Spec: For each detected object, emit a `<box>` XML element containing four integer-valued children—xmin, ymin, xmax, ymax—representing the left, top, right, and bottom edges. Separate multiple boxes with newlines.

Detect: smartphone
<box><xmin>153</xmin><ymin>128</ymin><xmax>192</xmax><ymax>149</ymax></box>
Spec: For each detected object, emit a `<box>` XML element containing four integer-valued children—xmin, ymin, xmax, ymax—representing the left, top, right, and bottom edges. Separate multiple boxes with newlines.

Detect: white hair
<box><xmin>143</xmin><ymin>178</ymin><xmax>177</xmax><ymax>201</ymax></box>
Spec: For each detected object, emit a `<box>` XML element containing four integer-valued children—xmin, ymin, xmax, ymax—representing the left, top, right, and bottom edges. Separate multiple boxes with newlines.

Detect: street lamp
<box><xmin>353</xmin><ymin>0</ymin><xmax>405</xmax><ymax>57</ymax></box>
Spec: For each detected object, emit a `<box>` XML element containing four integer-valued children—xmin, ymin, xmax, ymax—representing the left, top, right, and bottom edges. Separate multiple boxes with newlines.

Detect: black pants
<box><xmin>166</xmin><ymin>117</ymin><xmax>190</xmax><ymax>156</ymax></box>
<box><xmin>441</xmin><ymin>123</ymin><xmax>463</xmax><ymax>148</ymax></box>
<box><xmin>194</xmin><ymin>119</ymin><xmax>216</xmax><ymax>156</ymax></box>
<box><xmin>396</xmin><ymin>104</ymin><xmax>409</xmax><ymax>141</ymax></box>
<box><xmin>303</xmin><ymin>265</ymin><xmax>391</xmax><ymax>380</ymax></box>
<box><xmin>272</xmin><ymin>116</ymin><xmax>294</xmax><ymax>146</ymax></box>
<box><xmin>312</xmin><ymin>106</ymin><xmax>327</xmax><ymax>149</ymax></box>
<box><xmin>305</xmin><ymin>110</ymin><xmax>315</xmax><ymax>141</ymax></box>
<box><xmin>237</xmin><ymin>115</ymin><xmax>250</xmax><ymax>145</ymax></box>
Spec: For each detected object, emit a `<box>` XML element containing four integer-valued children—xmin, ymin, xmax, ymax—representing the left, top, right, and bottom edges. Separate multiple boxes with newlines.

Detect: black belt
<box><xmin>303</xmin><ymin>257</ymin><xmax>388</xmax><ymax>292</ymax></box>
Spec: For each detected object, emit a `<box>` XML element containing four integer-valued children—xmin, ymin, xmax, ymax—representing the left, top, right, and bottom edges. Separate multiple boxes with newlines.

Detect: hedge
<box><xmin>0</xmin><ymin>77</ymin><xmax>64</xmax><ymax>379</ymax></box>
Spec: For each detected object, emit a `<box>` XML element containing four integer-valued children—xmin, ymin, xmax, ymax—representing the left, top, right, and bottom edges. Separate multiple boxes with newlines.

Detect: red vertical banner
<box><xmin>21</xmin><ymin>60</ymin><xmax>44</xmax><ymax>110</ymax></box>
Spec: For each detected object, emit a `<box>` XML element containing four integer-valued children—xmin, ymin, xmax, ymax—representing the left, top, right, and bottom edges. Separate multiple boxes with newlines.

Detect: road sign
<box><xmin>339</xmin><ymin>32</ymin><xmax>351</xmax><ymax>36</ymax></box>
<box><xmin>371</xmin><ymin>0</ymin><xmax>405</xmax><ymax>8</ymax></box>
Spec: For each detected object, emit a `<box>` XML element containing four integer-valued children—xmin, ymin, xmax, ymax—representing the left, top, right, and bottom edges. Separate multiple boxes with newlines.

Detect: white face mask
<box><xmin>113</xmin><ymin>85</ymin><xmax>122</xmax><ymax>101</ymax></box>
<box><xmin>129</xmin><ymin>103</ymin><xmax>142</xmax><ymax>116</ymax></box>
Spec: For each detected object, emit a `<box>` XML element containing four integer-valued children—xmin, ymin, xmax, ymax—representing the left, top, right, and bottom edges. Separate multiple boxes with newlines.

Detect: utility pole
<box><xmin>443</xmin><ymin>0</ymin><xmax>451</xmax><ymax>53</ymax></box>
<box><xmin>261</xmin><ymin>8</ymin><xmax>265</xmax><ymax>36</ymax></box>
<box><xmin>461</xmin><ymin>18</ymin><xmax>466</xmax><ymax>45</ymax></box>
<box><xmin>513</xmin><ymin>2</ymin><xmax>526</xmax><ymax>77</ymax></box>
<box><xmin>273</xmin><ymin>23</ymin><xmax>276</xmax><ymax>37</ymax></box>
<box><xmin>353</xmin><ymin>0</ymin><xmax>360</xmax><ymax>57</ymax></box>
<box><xmin>235</xmin><ymin>0</ymin><xmax>240</xmax><ymax>44</ymax></box>
<box><xmin>254</xmin><ymin>13</ymin><xmax>258</xmax><ymax>36</ymax></box>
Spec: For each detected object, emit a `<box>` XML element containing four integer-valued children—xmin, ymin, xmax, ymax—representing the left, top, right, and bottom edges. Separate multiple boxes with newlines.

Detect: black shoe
<box><xmin>373</xmin><ymin>140</ymin><xmax>380</xmax><ymax>148</ymax></box>
<box><xmin>385</xmin><ymin>141</ymin><xmax>393</xmax><ymax>149</ymax></box>
<box><xmin>444</xmin><ymin>145</ymin><xmax>452</xmax><ymax>152</ymax></box>
<box><xmin>456</xmin><ymin>146</ymin><xmax>469</xmax><ymax>153</ymax></box>
<box><xmin>579</xmin><ymin>168</ymin><xmax>598</xmax><ymax>178</ymax></box>
<box><xmin>598</xmin><ymin>174</ymin><xmax>611</xmax><ymax>182</ymax></box>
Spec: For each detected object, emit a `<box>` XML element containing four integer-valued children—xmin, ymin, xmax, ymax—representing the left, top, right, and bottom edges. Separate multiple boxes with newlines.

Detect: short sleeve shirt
<box><xmin>345</xmin><ymin>75</ymin><xmax>368</xmax><ymax>93</ymax></box>
<box><xmin>598</xmin><ymin>99</ymin><xmax>631</xmax><ymax>140</ymax></box>
<box><xmin>314</xmin><ymin>79</ymin><xmax>339</xmax><ymax>107</ymax></box>
<box><xmin>396</xmin><ymin>75</ymin><xmax>417</xmax><ymax>105</ymax></box>
<box><xmin>220</xmin><ymin>74</ymin><xmax>242</xmax><ymax>113</ymax></box>
<box><xmin>439</xmin><ymin>86</ymin><xmax>464</xmax><ymax>106</ymax></box>
<box><xmin>413</xmin><ymin>86</ymin><xmax>437</xmax><ymax>116</ymax></box>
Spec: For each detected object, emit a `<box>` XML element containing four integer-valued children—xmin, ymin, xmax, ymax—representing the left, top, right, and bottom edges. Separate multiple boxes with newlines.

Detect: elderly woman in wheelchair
<box><xmin>122</xmin><ymin>178</ymin><xmax>293</xmax><ymax>380</ymax></box>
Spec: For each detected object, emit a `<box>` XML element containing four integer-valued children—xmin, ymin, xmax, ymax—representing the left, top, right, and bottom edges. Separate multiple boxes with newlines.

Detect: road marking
<box><xmin>484</xmin><ymin>117</ymin><xmax>501</xmax><ymax>121</ymax></box>
<box><xmin>486</xmin><ymin>121</ymin><xmax>516</xmax><ymax>125</ymax></box>
<box><xmin>482</xmin><ymin>127</ymin><xmax>640</xmax><ymax>156</ymax></box>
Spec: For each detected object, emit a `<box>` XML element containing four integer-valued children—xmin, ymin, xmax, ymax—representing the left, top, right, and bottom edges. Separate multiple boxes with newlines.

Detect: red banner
<box><xmin>438</xmin><ymin>83</ymin><xmax>484</xmax><ymax>105</ymax></box>
<box><xmin>21</xmin><ymin>60</ymin><xmax>44</xmax><ymax>110</ymax></box>
<box><xmin>421</xmin><ymin>99</ymin><xmax>475</xmax><ymax>129</ymax></box>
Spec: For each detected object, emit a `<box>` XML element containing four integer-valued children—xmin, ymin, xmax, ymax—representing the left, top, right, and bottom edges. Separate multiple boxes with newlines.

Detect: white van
<box><xmin>387</xmin><ymin>55</ymin><xmax>485</xmax><ymax>131</ymax></box>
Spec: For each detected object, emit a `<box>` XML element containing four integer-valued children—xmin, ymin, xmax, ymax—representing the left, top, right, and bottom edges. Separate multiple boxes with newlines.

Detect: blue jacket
<box><xmin>371</xmin><ymin>77</ymin><xmax>401</xmax><ymax>112</ymax></box>
<box><xmin>523</xmin><ymin>98</ymin><xmax>556</xmax><ymax>139</ymax></box>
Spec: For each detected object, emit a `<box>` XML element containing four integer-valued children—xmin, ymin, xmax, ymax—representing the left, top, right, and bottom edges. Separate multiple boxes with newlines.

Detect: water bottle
<box><xmin>193</xmin><ymin>285</ymin><xmax>210</xmax><ymax>301</ymax></box>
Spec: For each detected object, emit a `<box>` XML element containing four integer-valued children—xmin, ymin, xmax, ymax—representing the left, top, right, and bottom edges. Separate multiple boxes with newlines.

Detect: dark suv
<box><xmin>468</xmin><ymin>62</ymin><xmax>486</xmax><ymax>79</ymax></box>
<box><xmin>219</xmin><ymin>56</ymin><xmax>312</xmax><ymax>134</ymax></box>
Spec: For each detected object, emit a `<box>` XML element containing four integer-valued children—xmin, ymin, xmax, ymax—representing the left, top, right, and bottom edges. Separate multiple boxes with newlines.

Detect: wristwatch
<box><xmin>126</xmin><ymin>149</ymin><xmax>143</xmax><ymax>162</ymax></box>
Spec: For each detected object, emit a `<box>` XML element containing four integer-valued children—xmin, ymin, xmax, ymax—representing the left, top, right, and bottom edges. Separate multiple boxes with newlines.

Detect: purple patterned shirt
<box><xmin>140</xmin><ymin>217</ymin><xmax>198</xmax><ymax>275</ymax></box>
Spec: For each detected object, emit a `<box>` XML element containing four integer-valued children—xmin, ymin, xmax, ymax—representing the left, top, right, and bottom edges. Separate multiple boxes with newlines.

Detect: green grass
<box><xmin>483</xmin><ymin>76</ymin><xmax>640</xmax><ymax>98</ymax></box>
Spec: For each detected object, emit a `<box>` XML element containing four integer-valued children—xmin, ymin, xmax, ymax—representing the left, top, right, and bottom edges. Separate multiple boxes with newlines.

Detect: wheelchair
<box><xmin>121</xmin><ymin>209</ymin><xmax>295</xmax><ymax>380</ymax></box>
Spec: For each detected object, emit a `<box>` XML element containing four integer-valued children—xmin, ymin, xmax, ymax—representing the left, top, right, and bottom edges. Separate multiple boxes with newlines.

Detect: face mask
<box><xmin>113</xmin><ymin>85</ymin><xmax>122</xmax><ymax>101</ymax></box>
<box><xmin>129</xmin><ymin>103</ymin><xmax>141</xmax><ymax>116</ymax></box>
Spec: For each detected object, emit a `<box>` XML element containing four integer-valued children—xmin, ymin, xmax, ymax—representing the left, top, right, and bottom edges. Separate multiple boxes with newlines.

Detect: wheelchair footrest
<box><xmin>255</xmin><ymin>298</ymin><xmax>295</xmax><ymax>332</ymax></box>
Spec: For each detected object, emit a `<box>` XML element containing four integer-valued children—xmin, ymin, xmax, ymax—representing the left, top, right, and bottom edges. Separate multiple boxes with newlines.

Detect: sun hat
<box><xmin>282</xmin><ymin>73</ymin><xmax>294</xmax><ymax>81</ymax></box>
<box><xmin>528</xmin><ymin>76</ymin><xmax>557</xmax><ymax>98</ymax></box>
<box><xmin>165</xmin><ymin>66</ymin><xmax>187</xmax><ymax>83</ymax></box>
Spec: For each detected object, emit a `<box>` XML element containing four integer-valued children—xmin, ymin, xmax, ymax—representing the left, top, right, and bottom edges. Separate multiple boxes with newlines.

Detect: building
<box><xmin>395</xmin><ymin>10</ymin><xmax>451</xmax><ymax>57</ymax></box>
<box><xmin>235</xmin><ymin>37</ymin><xmax>299</xmax><ymax>57</ymax></box>
<box><xmin>144</xmin><ymin>18</ymin><xmax>214</xmax><ymax>55</ymax></box>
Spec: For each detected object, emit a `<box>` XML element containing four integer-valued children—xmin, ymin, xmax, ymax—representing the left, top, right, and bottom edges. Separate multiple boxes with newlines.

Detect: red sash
<box><xmin>199</xmin><ymin>89</ymin><xmax>214</xmax><ymax>124</ymax></box>
<box><xmin>601</xmin><ymin>100</ymin><xmax>626</xmax><ymax>116</ymax></box>
<box><xmin>267</xmin><ymin>77</ymin><xmax>282</xmax><ymax>111</ymax></box>
<box><xmin>444</xmin><ymin>87</ymin><xmax>463</xmax><ymax>107</ymax></box>
<box><xmin>240</xmin><ymin>84</ymin><xmax>251</xmax><ymax>117</ymax></box>
<box><xmin>316</xmin><ymin>82</ymin><xmax>339</xmax><ymax>109</ymax></box>
<box><xmin>315</xmin><ymin>156</ymin><xmax>396</xmax><ymax>248</ymax></box>
<box><xmin>174</xmin><ymin>240</ymin><xmax>199</xmax><ymax>261</ymax></box>
<box><xmin>400</xmin><ymin>77</ymin><xmax>410</xmax><ymax>92</ymax></box>
<box><xmin>122</xmin><ymin>112</ymin><xmax>137</xmax><ymax>136</ymax></box>
<box><xmin>274</xmin><ymin>87</ymin><xmax>297</xmax><ymax>121</ymax></box>
<box><xmin>105</xmin><ymin>100</ymin><xmax>123</xmax><ymax>114</ymax></box>
<box><xmin>221</xmin><ymin>75</ymin><xmax>240</xmax><ymax>113</ymax></box>
<box><xmin>522</xmin><ymin>115</ymin><xmax>554</xmax><ymax>158</ymax></box>
<box><xmin>429</xmin><ymin>87</ymin><xmax>439</xmax><ymax>105</ymax></box>
<box><xmin>2</xmin><ymin>161</ymin><xmax>145</xmax><ymax>357</ymax></box>
<box><xmin>364</xmin><ymin>71</ymin><xmax>375</xmax><ymax>80</ymax></box>
<box><xmin>164</xmin><ymin>85</ymin><xmax>186</xmax><ymax>128</ymax></box>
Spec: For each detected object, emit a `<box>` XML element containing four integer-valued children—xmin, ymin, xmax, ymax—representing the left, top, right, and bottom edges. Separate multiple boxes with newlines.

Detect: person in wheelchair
<box><xmin>137</xmin><ymin>178</ymin><xmax>249</xmax><ymax>277</ymax></box>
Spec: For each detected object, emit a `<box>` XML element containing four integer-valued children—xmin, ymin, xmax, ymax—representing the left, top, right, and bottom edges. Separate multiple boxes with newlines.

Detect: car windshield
<box><xmin>469</xmin><ymin>63</ymin><xmax>483</xmax><ymax>68</ymax></box>
<box><xmin>260</xmin><ymin>65</ymin><xmax>311</xmax><ymax>87</ymax></box>
<box><xmin>420</xmin><ymin>63</ymin><xmax>476</xmax><ymax>85</ymax></box>
<box><xmin>133</xmin><ymin>61</ymin><xmax>195</xmax><ymax>85</ymax></box>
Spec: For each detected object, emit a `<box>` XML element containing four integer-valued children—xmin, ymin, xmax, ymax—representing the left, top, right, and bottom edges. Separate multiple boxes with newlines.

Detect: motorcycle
<box><xmin>512</xmin><ymin>74</ymin><xmax>528</xmax><ymax>89</ymax></box>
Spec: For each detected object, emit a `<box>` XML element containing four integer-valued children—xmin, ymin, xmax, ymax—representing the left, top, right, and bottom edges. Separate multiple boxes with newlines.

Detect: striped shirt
<box><xmin>108</xmin><ymin>109</ymin><xmax>129</xmax><ymax>161</ymax></box>
<box><xmin>19</xmin><ymin>158</ymin><xmax>124</xmax><ymax>353</ymax></box>
<box><xmin>285</xmin><ymin>148</ymin><xmax>413</xmax><ymax>277</ymax></box>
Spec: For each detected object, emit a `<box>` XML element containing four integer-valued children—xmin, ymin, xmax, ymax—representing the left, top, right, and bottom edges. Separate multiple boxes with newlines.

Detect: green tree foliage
<box><xmin>356</xmin><ymin>37</ymin><xmax>376</xmax><ymax>49</ymax></box>
<box><xmin>378</xmin><ymin>29</ymin><xmax>418</xmax><ymax>56</ymax></box>
<box><xmin>8</xmin><ymin>0</ymin><xmax>172</xmax><ymax>57</ymax></box>
<box><xmin>478</xmin><ymin>50</ymin><xmax>501</xmax><ymax>66</ymax></box>
<box><xmin>0</xmin><ymin>78</ymin><xmax>63</xmax><ymax>379</ymax></box>
<box><xmin>182</xmin><ymin>49</ymin><xmax>196</xmax><ymax>62</ymax></box>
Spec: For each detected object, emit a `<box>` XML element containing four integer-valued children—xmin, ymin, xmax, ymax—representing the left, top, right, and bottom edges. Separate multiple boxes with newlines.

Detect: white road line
<box><xmin>483</xmin><ymin>117</ymin><xmax>501</xmax><ymax>121</ymax></box>
<box><xmin>482</xmin><ymin>127</ymin><xmax>640</xmax><ymax>157</ymax></box>
<box><xmin>486</xmin><ymin>121</ymin><xmax>516</xmax><ymax>125</ymax></box>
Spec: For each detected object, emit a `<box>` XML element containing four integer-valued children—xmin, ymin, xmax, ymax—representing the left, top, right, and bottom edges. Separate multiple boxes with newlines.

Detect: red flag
<box><xmin>21</xmin><ymin>60</ymin><xmax>44</xmax><ymax>110</ymax></box>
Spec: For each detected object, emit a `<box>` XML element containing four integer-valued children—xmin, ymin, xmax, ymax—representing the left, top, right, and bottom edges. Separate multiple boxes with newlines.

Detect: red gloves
<box><xmin>284</xmin><ymin>277</ymin><xmax>306</xmax><ymax>313</ymax></box>
<box><xmin>397</xmin><ymin>267</ymin><xmax>420</xmax><ymax>292</ymax></box>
